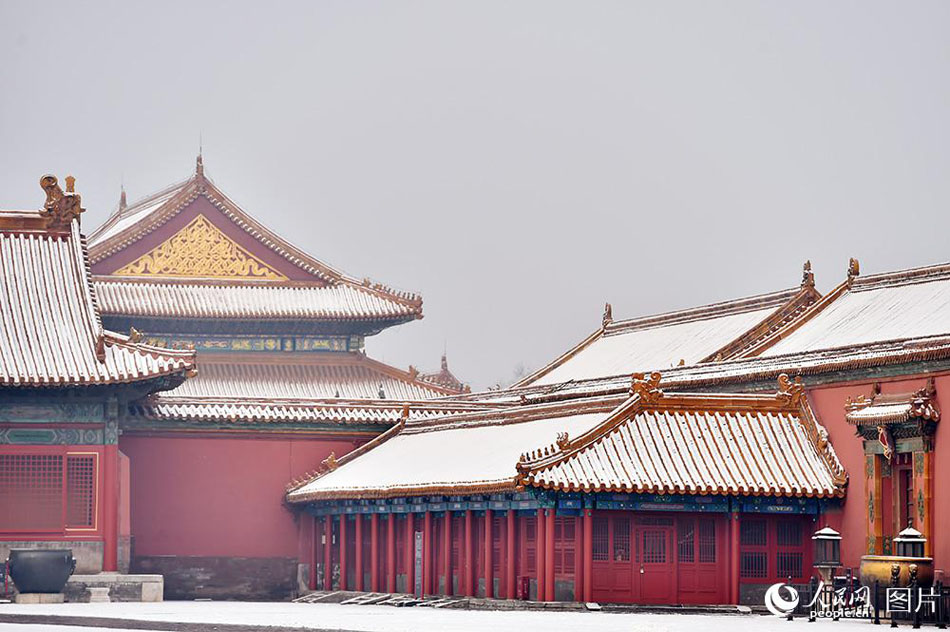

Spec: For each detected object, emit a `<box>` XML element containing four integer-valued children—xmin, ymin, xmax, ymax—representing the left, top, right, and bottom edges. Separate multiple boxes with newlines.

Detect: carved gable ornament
<box><xmin>114</xmin><ymin>214</ymin><xmax>288</xmax><ymax>280</ymax></box>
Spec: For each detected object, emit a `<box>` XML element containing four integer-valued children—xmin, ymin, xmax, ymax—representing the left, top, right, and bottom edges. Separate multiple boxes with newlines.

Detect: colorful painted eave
<box><xmin>0</xmin><ymin>191</ymin><xmax>196</xmax><ymax>388</ymax></box>
<box><xmin>86</xmin><ymin>163</ymin><xmax>423</xmax><ymax>320</ymax></box>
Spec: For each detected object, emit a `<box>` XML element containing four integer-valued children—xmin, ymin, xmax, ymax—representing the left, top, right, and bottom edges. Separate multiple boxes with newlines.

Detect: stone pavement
<box><xmin>0</xmin><ymin>601</ymin><xmax>873</xmax><ymax>632</ymax></box>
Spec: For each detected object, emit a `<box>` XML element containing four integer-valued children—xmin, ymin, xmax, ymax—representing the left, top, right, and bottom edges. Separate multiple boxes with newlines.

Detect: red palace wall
<box><xmin>808</xmin><ymin>372</ymin><xmax>950</xmax><ymax>576</ymax></box>
<box><xmin>119</xmin><ymin>433</ymin><xmax>364</xmax><ymax>599</ymax></box>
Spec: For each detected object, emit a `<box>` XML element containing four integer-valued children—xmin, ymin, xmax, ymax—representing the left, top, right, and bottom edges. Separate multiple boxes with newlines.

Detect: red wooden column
<box><xmin>386</xmin><ymin>515</ymin><xmax>396</xmax><ymax>592</ymax></box>
<box><xmin>355</xmin><ymin>515</ymin><xmax>364</xmax><ymax>591</ymax></box>
<box><xmin>582</xmin><ymin>508</ymin><xmax>593</xmax><ymax>602</ymax></box>
<box><xmin>324</xmin><ymin>515</ymin><xmax>333</xmax><ymax>590</ymax></box>
<box><xmin>536</xmin><ymin>508</ymin><xmax>546</xmax><ymax>601</ymax></box>
<box><xmin>102</xmin><ymin>444</ymin><xmax>119</xmax><ymax>571</ymax></box>
<box><xmin>484</xmin><ymin>509</ymin><xmax>493</xmax><ymax>598</ymax></box>
<box><xmin>730</xmin><ymin>511</ymin><xmax>740</xmax><ymax>604</ymax></box>
<box><xmin>443</xmin><ymin>513</ymin><xmax>452</xmax><ymax>595</ymax></box>
<box><xmin>464</xmin><ymin>510</ymin><xmax>474</xmax><ymax>596</ymax></box>
<box><xmin>309</xmin><ymin>515</ymin><xmax>318</xmax><ymax>590</ymax></box>
<box><xmin>406</xmin><ymin>513</ymin><xmax>415</xmax><ymax>595</ymax></box>
<box><xmin>506</xmin><ymin>510</ymin><xmax>516</xmax><ymax>599</ymax></box>
<box><xmin>423</xmin><ymin>511</ymin><xmax>433</xmax><ymax>595</ymax></box>
<box><xmin>370</xmin><ymin>514</ymin><xmax>380</xmax><ymax>592</ymax></box>
<box><xmin>340</xmin><ymin>515</ymin><xmax>349</xmax><ymax>591</ymax></box>
<box><xmin>544</xmin><ymin>509</ymin><xmax>555</xmax><ymax>601</ymax></box>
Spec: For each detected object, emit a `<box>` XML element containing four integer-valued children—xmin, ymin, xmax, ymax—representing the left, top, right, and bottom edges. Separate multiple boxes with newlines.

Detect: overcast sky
<box><xmin>2</xmin><ymin>2</ymin><xmax>949</xmax><ymax>389</ymax></box>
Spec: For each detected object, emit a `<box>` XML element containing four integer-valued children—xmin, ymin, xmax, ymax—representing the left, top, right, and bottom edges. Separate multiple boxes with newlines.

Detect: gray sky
<box><xmin>2</xmin><ymin>1</ymin><xmax>949</xmax><ymax>390</ymax></box>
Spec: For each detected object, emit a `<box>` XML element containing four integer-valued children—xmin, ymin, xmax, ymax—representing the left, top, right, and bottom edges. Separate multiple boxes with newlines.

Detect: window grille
<box><xmin>740</xmin><ymin>519</ymin><xmax>767</xmax><ymax>546</ymax></box>
<box><xmin>776</xmin><ymin>520</ymin><xmax>802</xmax><ymax>547</ymax></box>
<box><xmin>776</xmin><ymin>551</ymin><xmax>803</xmax><ymax>579</ymax></box>
<box><xmin>0</xmin><ymin>450</ymin><xmax>97</xmax><ymax>534</ymax></box>
<box><xmin>525</xmin><ymin>517</ymin><xmax>537</xmax><ymax>572</ymax></box>
<box><xmin>698</xmin><ymin>519</ymin><xmax>716</xmax><ymax>563</ymax></box>
<box><xmin>65</xmin><ymin>455</ymin><xmax>96</xmax><ymax>528</ymax></box>
<box><xmin>592</xmin><ymin>516</ymin><xmax>608</xmax><ymax>561</ymax></box>
<box><xmin>740</xmin><ymin>552</ymin><xmax>768</xmax><ymax>578</ymax></box>
<box><xmin>613</xmin><ymin>517</ymin><xmax>631</xmax><ymax>562</ymax></box>
<box><xmin>642</xmin><ymin>530</ymin><xmax>667</xmax><ymax>563</ymax></box>
<box><xmin>678</xmin><ymin>520</ymin><xmax>695</xmax><ymax>563</ymax></box>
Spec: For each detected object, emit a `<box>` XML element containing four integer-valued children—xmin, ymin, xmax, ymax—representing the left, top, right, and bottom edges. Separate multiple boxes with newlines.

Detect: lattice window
<box><xmin>698</xmin><ymin>519</ymin><xmax>716</xmax><ymax>564</ymax></box>
<box><xmin>553</xmin><ymin>516</ymin><xmax>576</xmax><ymax>577</ymax></box>
<box><xmin>66</xmin><ymin>454</ymin><xmax>96</xmax><ymax>528</ymax></box>
<box><xmin>777</xmin><ymin>552</ymin><xmax>803</xmax><ymax>579</ymax></box>
<box><xmin>678</xmin><ymin>520</ymin><xmax>695</xmax><ymax>563</ymax></box>
<box><xmin>613</xmin><ymin>517</ymin><xmax>631</xmax><ymax>562</ymax></box>
<box><xmin>740</xmin><ymin>519</ymin><xmax>767</xmax><ymax>546</ymax></box>
<box><xmin>642</xmin><ymin>530</ymin><xmax>667</xmax><ymax>564</ymax></box>
<box><xmin>0</xmin><ymin>454</ymin><xmax>63</xmax><ymax>532</ymax></box>
<box><xmin>740</xmin><ymin>552</ymin><xmax>768</xmax><ymax>578</ymax></box>
<box><xmin>592</xmin><ymin>516</ymin><xmax>608</xmax><ymax>561</ymax></box>
<box><xmin>775</xmin><ymin>517</ymin><xmax>808</xmax><ymax>581</ymax></box>
<box><xmin>525</xmin><ymin>516</ymin><xmax>537</xmax><ymax>571</ymax></box>
<box><xmin>776</xmin><ymin>520</ymin><xmax>802</xmax><ymax>547</ymax></box>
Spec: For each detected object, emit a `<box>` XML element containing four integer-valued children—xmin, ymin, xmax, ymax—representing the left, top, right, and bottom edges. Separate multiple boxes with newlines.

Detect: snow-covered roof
<box><xmin>845</xmin><ymin>382</ymin><xmax>940</xmax><ymax>426</ymax></box>
<box><xmin>287</xmin><ymin>374</ymin><xmax>846</xmax><ymax>502</ymax></box>
<box><xmin>87</xmin><ymin>158</ymin><xmax>423</xmax><ymax>324</ymax></box>
<box><xmin>287</xmin><ymin>397</ymin><xmax>620</xmax><ymax>501</ymax></box>
<box><xmin>519</xmin><ymin>282</ymin><xmax>819</xmax><ymax>387</ymax></box>
<box><xmin>94</xmin><ymin>277</ymin><xmax>423</xmax><ymax>322</ymax></box>
<box><xmin>751</xmin><ymin>261</ymin><xmax>950</xmax><ymax>358</ymax></box>
<box><xmin>0</xmin><ymin>182</ymin><xmax>195</xmax><ymax>387</ymax></box>
<box><xmin>520</xmin><ymin>377</ymin><xmax>845</xmax><ymax>498</ymax></box>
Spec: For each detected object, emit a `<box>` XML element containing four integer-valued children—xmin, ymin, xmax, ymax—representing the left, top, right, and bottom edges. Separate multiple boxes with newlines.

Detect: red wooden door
<box><xmin>591</xmin><ymin>513</ymin><xmax>634</xmax><ymax>603</ymax></box>
<box><xmin>676</xmin><ymin>515</ymin><xmax>724</xmax><ymax>604</ymax></box>
<box><xmin>636</xmin><ymin>524</ymin><xmax>674</xmax><ymax>604</ymax></box>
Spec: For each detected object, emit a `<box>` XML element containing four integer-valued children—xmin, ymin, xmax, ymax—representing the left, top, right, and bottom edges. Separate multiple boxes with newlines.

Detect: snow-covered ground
<box><xmin>0</xmin><ymin>601</ymin><xmax>873</xmax><ymax>632</ymax></box>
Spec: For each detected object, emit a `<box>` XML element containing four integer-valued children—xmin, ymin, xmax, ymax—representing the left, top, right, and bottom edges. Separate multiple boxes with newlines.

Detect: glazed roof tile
<box><xmin>287</xmin><ymin>374</ymin><xmax>846</xmax><ymax>502</ymax></box>
<box><xmin>94</xmin><ymin>277</ymin><xmax>422</xmax><ymax>322</ymax></box>
<box><xmin>747</xmin><ymin>261</ymin><xmax>950</xmax><ymax>358</ymax></box>
<box><xmin>519</xmin><ymin>377</ymin><xmax>845</xmax><ymax>498</ymax></box>
<box><xmin>0</xmin><ymin>200</ymin><xmax>195</xmax><ymax>387</ymax></box>
<box><xmin>88</xmin><ymin>162</ymin><xmax>423</xmax><ymax>322</ymax></box>
<box><xmin>518</xmin><ymin>281</ymin><xmax>819</xmax><ymax>387</ymax></box>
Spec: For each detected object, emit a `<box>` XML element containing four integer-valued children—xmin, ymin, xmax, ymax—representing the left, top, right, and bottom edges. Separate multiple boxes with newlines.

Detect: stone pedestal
<box><xmin>14</xmin><ymin>593</ymin><xmax>64</xmax><ymax>604</ymax></box>
<box><xmin>65</xmin><ymin>573</ymin><xmax>163</xmax><ymax>602</ymax></box>
<box><xmin>88</xmin><ymin>587</ymin><xmax>111</xmax><ymax>603</ymax></box>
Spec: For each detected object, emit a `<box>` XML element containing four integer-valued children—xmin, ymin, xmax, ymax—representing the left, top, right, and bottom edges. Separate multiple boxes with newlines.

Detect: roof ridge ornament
<box><xmin>322</xmin><ymin>452</ymin><xmax>338</xmax><ymax>471</ymax></box>
<box><xmin>802</xmin><ymin>260</ymin><xmax>815</xmax><ymax>288</ymax></box>
<box><xmin>40</xmin><ymin>174</ymin><xmax>85</xmax><ymax>230</ymax></box>
<box><xmin>847</xmin><ymin>257</ymin><xmax>860</xmax><ymax>288</ymax></box>
<box><xmin>602</xmin><ymin>302</ymin><xmax>613</xmax><ymax>328</ymax></box>
<box><xmin>631</xmin><ymin>371</ymin><xmax>662</xmax><ymax>403</ymax></box>
<box><xmin>776</xmin><ymin>373</ymin><xmax>805</xmax><ymax>406</ymax></box>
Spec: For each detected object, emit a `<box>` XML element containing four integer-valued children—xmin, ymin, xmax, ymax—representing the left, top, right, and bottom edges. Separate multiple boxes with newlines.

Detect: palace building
<box><xmin>3</xmin><ymin>164</ymin><xmax>949</xmax><ymax>606</ymax></box>
<box><xmin>0</xmin><ymin>176</ymin><xmax>196</xmax><ymax>578</ymax></box>
<box><xmin>287</xmin><ymin>260</ymin><xmax>950</xmax><ymax>605</ymax></box>
<box><xmin>0</xmin><ymin>164</ymin><xmax>467</xmax><ymax>600</ymax></box>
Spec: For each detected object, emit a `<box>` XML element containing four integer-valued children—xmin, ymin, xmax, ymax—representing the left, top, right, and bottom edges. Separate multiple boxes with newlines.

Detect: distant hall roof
<box><xmin>88</xmin><ymin>159</ymin><xmax>423</xmax><ymax>325</ymax></box>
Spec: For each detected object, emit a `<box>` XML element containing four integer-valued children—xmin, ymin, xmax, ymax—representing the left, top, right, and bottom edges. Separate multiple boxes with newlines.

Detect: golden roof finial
<box><xmin>802</xmin><ymin>260</ymin><xmax>815</xmax><ymax>288</ymax></box>
<box><xmin>847</xmin><ymin>258</ymin><xmax>860</xmax><ymax>287</ymax></box>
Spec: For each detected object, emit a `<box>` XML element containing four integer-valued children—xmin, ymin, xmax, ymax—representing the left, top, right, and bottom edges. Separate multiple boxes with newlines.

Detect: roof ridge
<box><xmin>850</xmin><ymin>260</ymin><xmax>950</xmax><ymax>292</ymax></box>
<box><xmin>603</xmin><ymin>286</ymin><xmax>801</xmax><ymax>336</ymax></box>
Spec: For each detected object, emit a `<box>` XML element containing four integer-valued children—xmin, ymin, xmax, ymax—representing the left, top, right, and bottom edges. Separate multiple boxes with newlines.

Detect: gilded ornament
<box><xmin>868</xmin><ymin>491</ymin><xmax>874</xmax><ymax>523</ymax></box>
<box><xmin>114</xmin><ymin>214</ymin><xmax>288</xmax><ymax>280</ymax></box>
<box><xmin>914</xmin><ymin>452</ymin><xmax>925</xmax><ymax>475</ymax></box>
<box><xmin>918</xmin><ymin>490</ymin><xmax>925</xmax><ymax>524</ymax></box>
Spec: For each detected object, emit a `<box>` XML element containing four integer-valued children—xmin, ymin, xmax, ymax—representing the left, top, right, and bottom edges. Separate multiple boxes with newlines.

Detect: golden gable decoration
<box><xmin>114</xmin><ymin>215</ymin><xmax>288</xmax><ymax>280</ymax></box>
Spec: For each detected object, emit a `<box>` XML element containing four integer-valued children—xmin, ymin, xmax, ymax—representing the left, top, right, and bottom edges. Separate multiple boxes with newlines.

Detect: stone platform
<box><xmin>14</xmin><ymin>593</ymin><xmax>64</xmax><ymax>604</ymax></box>
<box><xmin>64</xmin><ymin>573</ymin><xmax>163</xmax><ymax>602</ymax></box>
